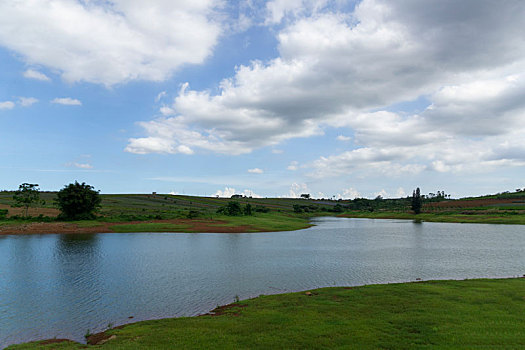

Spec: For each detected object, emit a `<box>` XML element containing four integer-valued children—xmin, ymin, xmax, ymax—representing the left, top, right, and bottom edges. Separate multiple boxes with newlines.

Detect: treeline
<box><xmin>5</xmin><ymin>181</ymin><xmax>101</xmax><ymax>220</ymax></box>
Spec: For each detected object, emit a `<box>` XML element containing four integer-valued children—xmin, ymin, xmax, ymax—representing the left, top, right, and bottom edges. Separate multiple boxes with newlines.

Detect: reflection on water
<box><xmin>1</xmin><ymin>217</ymin><xmax>525</xmax><ymax>347</ymax></box>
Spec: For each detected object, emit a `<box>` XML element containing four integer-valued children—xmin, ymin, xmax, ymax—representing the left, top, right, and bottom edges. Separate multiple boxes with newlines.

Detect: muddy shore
<box><xmin>0</xmin><ymin>219</ymin><xmax>261</xmax><ymax>235</ymax></box>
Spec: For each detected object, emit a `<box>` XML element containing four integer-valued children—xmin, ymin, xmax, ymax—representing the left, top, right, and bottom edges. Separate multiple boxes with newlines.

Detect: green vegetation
<box><xmin>12</xmin><ymin>183</ymin><xmax>41</xmax><ymax>217</ymax></box>
<box><xmin>341</xmin><ymin>211</ymin><xmax>525</xmax><ymax>225</ymax></box>
<box><xmin>1</xmin><ymin>186</ymin><xmax>525</xmax><ymax>233</ymax></box>
<box><xmin>9</xmin><ymin>278</ymin><xmax>525</xmax><ymax>349</ymax></box>
<box><xmin>411</xmin><ymin>187</ymin><xmax>422</xmax><ymax>214</ymax></box>
<box><xmin>55</xmin><ymin>182</ymin><xmax>101</xmax><ymax>220</ymax></box>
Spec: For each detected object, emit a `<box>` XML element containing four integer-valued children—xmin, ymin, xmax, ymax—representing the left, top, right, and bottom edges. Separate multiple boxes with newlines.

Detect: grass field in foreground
<box><xmin>9</xmin><ymin>278</ymin><xmax>525</xmax><ymax>349</ymax></box>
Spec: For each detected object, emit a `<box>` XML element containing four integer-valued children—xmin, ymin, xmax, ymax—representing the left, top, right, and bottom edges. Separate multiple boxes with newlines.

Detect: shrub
<box><xmin>217</xmin><ymin>201</ymin><xmax>242</xmax><ymax>216</ymax></box>
<box><xmin>254</xmin><ymin>205</ymin><xmax>270</xmax><ymax>213</ymax></box>
<box><xmin>55</xmin><ymin>181</ymin><xmax>101</xmax><ymax>220</ymax></box>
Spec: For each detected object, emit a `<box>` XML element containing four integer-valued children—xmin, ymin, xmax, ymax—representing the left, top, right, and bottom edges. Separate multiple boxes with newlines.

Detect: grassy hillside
<box><xmin>9</xmin><ymin>278</ymin><xmax>525</xmax><ymax>349</ymax></box>
<box><xmin>2</xmin><ymin>189</ymin><xmax>525</xmax><ymax>233</ymax></box>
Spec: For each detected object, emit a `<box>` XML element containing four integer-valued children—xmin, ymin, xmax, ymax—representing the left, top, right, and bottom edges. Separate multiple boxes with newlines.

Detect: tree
<box><xmin>243</xmin><ymin>203</ymin><xmax>253</xmax><ymax>216</ymax></box>
<box><xmin>13</xmin><ymin>183</ymin><xmax>40</xmax><ymax>217</ymax></box>
<box><xmin>411</xmin><ymin>187</ymin><xmax>422</xmax><ymax>214</ymax></box>
<box><xmin>216</xmin><ymin>201</ymin><xmax>242</xmax><ymax>216</ymax></box>
<box><xmin>55</xmin><ymin>181</ymin><xmax>101</xmax><ymax>220</ymax></box>
<box><xmin>300</xmin><ymin>193</ymin><xmax>310</xmax><ymax>199</ymax></box>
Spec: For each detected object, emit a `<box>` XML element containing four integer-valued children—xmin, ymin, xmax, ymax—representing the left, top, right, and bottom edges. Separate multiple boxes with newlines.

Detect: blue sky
<box><xmin>1</xmin><ymin>0</ymin><xmax>524</xmax><ymax>199</ymax></box>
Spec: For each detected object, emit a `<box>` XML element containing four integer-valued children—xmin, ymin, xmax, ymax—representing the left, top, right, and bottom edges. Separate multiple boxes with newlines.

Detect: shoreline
<box><xmin>7</xmin><ymin>276</ymin><xmax>525</xmax><ymax>349</ymax></box>
<box><xmin>1</xmin><ymin>212</ymin><xmax>525</xmax><ymax>236</ymax></box>
<box><xmin>0</xmin><ymin>215</ymin><xmax>315</xmax><ymax>236</ymax></box>
<box><xmin>0</xmin><ymin>218</ymin><xmax>286</xmax><ymax>235</ymax></box>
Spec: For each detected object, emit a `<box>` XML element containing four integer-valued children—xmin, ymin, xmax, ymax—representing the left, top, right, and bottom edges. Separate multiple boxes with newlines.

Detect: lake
<box><xmin>2</xmin><ymin>217</ymin><xmax>525</xmax><ymax>348</ymax></box>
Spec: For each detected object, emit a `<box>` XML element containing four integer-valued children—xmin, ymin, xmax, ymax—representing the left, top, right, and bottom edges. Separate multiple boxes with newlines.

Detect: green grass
<box><xmin>2</xmin><ymin>190</ymin><xmax>525</xmax><ymax>233</ymax></box>
<box><xmin>215</xmin><ymin>213</ymin><xmax>313</xmax><ymax>232</ymax></box>
<box><xmin>341</xmin><ymin>211</ymin><xmax>525</xmax><ymax>225</ymax></box>
<box><xmin>9</xmin><ymin>278</ymin><xmax>525</xmax><ymax>349</ymax></box>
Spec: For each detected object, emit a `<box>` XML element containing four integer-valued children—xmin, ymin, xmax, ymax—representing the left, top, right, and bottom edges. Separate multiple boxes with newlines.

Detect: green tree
<box><xmin>55</xmin><ymin>181</ymin><xmax>101</xmax><ymax>220</ymax></box>
<box><xmin>411</xmin><ymin>187</ymin><xmax>422</xmax><ymax>214</ymax></box>
<box><xmin>243</xmin><ymin>203</ymin><xmax>253</xmax><ymax>216</ymax></box>
<box><xmin>13</xmin><ymin>183</ymin><xmax>40</xmax><ymax>217</ymax></box>
<box><xmin>217</xmin><ymin>201</ymin><xmax>242</xmax><ymax>216</ymax></box>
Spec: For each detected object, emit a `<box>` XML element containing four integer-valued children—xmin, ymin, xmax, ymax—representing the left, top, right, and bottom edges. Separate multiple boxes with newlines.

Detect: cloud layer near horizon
<box><xmin>126</xmin><ymin>0</ymin><xmax>525</xmax><ymax>178</ymax></box>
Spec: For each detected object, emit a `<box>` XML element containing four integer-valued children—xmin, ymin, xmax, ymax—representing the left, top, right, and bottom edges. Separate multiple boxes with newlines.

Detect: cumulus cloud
<box><xmin>18</xmin><ymin>97</ymin><xmax>38</xmax><ymax>107</ymax></box>
<box><xmin>308</xmin><ymin>72</ymin><xmax>525</xmax><ymax>177</ymax></box>
<box><xmin>127</xmin><ymin>0</ymin><xmax>525</xmax><ymax>180</ymax></box>
<box><xmin>52</xmin><ymin>97</ymin><xmax>82</xmax><ymax>106</ymax></box>
<box><xmin>335</xmin><ymin>187</ymin><xmax>360</xmax><ymax>200</ymax></box>
<box><xmin>374</xmin><ymin>189</ymin><xmax>388</xmax><ymax>198</ymax></box>
<box><xmin>214</xmin><ymin>187</ymin><xmax>261</xmax><ymax>198</ymax></box>
<box><xmin>396</xmin><ymin>187</ymin><xmax>407</xmax><ymax>198</ymax></box>
<box><xmin>23</xmin><ymin>69</ymin><xmax>51</xmax><ymax>82</ymax></box>
<box><xmin>0</xmin><ymin>1</ymin><xmax>221</xmax><ymax>86</ymax></box>
<box><xmin>248</xmin><ymin>168</ymin><xmax>264</xmax><ymax>174</ymax></box>
<box><xmin>0</xmin><ymin>101</ymin><xmax>15</xmax><ymax>110</ymax></box>
<box><xmin>283</xmin><ymin>183</ymin><xmax>309</xmax><ymax>198</ymax></box>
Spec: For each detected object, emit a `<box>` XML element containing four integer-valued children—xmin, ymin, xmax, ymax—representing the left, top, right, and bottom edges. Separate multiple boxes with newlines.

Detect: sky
<box><xmin>1</xmin><ymin>0</ymin><xmax>524</xmax><ymax>199</ymax></box>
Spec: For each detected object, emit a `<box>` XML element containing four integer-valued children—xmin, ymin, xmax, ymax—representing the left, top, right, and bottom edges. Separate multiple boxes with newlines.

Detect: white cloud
<box><xmin>52</xmin><ymin>97</ymin><xmax>82</xmax><ymax>106</ymax></box>
<box><xmin>283</xmin><ymin>182</ymin><xmax>309</xmax><ymax>198</ymax></box>
<box><xmin>0</xmin><ymin>1</ymin><xmax>221</xmax><ymax>86</ymax></box>
<box><xmin>336</xmin><ymin>187</ymin><xmax>360</xmax><ymax>200</ymax></box>
<box><xmin>308</xmin><ymin>72</ymin><xmax>525</xmax><ymax>178</ymax></box>
<box><xmin>155</xmin><ymin>91</ymin><xmax>167</xmax><ymax>102</ymax></box>
<box><xmin>395</xmin><ymin>187</ymin><xmax>407</xmax><ymax>198</ymax></box>
<box><xmin>66</xmin><ymin>162</ymin><xmax>93</xmax><ymax>169</ymax></box>
<box><xmin>159</xmin><ymin>106</ymin><xmax>175</xmax><ymax>116</ymax></box>
<box><xmin>0</xmin><ymin>101</ymin><xmax>15</xmax><ymax>110</ymax></box>
<box><xmin>374</xmin><ymin>189</ymin><xmax>388</xmax><ymax>198</ymax></box>
<box><xmin>126</xmin><ymin>0</ymin><xmax>525</xmax><ymax>183</ymax></box>
<box><xmin>23</xmin><ymin>69</ymin><xmax>51</xmax><ymax>82</ymax></box>
<box><xmin>18</xmin><ymin>97</ymin><xmax>38</xmax><ymax>107</ymax></box>
<box><xmin>287</xmin><ymin>161</ymin><xmax>299</xmax><ymax>171</ymax></box>
<box><xmin>265</xmin><ymin>0</ymin><xmax>331</xmax><ymax>25</ymax></box>
<box><xmin>248</xmin><ymin>168</ymin><xmax>264</xmax><ymax>174</ymax></box>
<box><xmin>214</xmin><ymin>187</ymin><xmax>261</xmax><ymax>198</ymax></box>
<box><xmin>271</xmin><ymin>149</ymin><xmax>284</xmax><ymax>154</ymax></box>
<box><xmin>336</xmin><ymin>135</ymin><xmax>351</xmax><ymax>141</ymax></box>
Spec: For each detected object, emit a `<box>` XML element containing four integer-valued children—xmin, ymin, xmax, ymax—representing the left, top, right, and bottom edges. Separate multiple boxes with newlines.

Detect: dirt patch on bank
<box><xmin>0</xmin><ymin>204</ymin><xmax>60</xmax><ymax>217</ymax></box>
<box><xmin>0</xmin><ymin>219</ymin><xmax>264</xmax><ymax>235</ymax></box>
<box><xmin>204</xmin><ymin>303</ymin><xmax>248</xmax><ymax>317</ymax></box>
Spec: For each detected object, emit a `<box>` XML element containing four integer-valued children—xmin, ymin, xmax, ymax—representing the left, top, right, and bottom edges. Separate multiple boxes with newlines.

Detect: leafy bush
<box><xmin>217</xmin><ymin>201</ymin><xmax>243</xmax><ymax>216</ymax></box>
<box><xmin>55</xmin><ymin>181</ymin><xmax>101</xmax><ymax>220</ymax></box>
<box><xmin>254</xmin><ymin>205</ymin><xmax>270</xmax><ymax>213</ymax></box>
<box><xmin>243</xmin><ymin>203</ymin><xmax>253</xmax><ymax>216</ymax></box>
<box><xmin>0</xmin><ymin>209</ymin><xmax>8</xmax><ymax>219</ymax></box>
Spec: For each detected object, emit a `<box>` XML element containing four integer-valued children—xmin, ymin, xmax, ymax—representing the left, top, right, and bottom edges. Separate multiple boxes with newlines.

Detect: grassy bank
<box><xmin>2</xmin><ymin>191</ymin><xmax>525</xmax><ymax>235</ymax></box>
<box><xmin>341</xmin><ymin>211</ymin><xmax>525</xmax><ymax>225</ymax></box>
<box><xmin>9</xmin><ymin>278</ymin><xmax>525</xmax><ymax>349</ymax></box>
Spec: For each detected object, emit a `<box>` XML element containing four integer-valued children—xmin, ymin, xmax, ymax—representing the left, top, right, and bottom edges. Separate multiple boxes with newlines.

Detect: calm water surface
<box><xmin>2</xmin><ymin>217</ymin><xmax>525</xmax><ymax>347</ymax></box>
